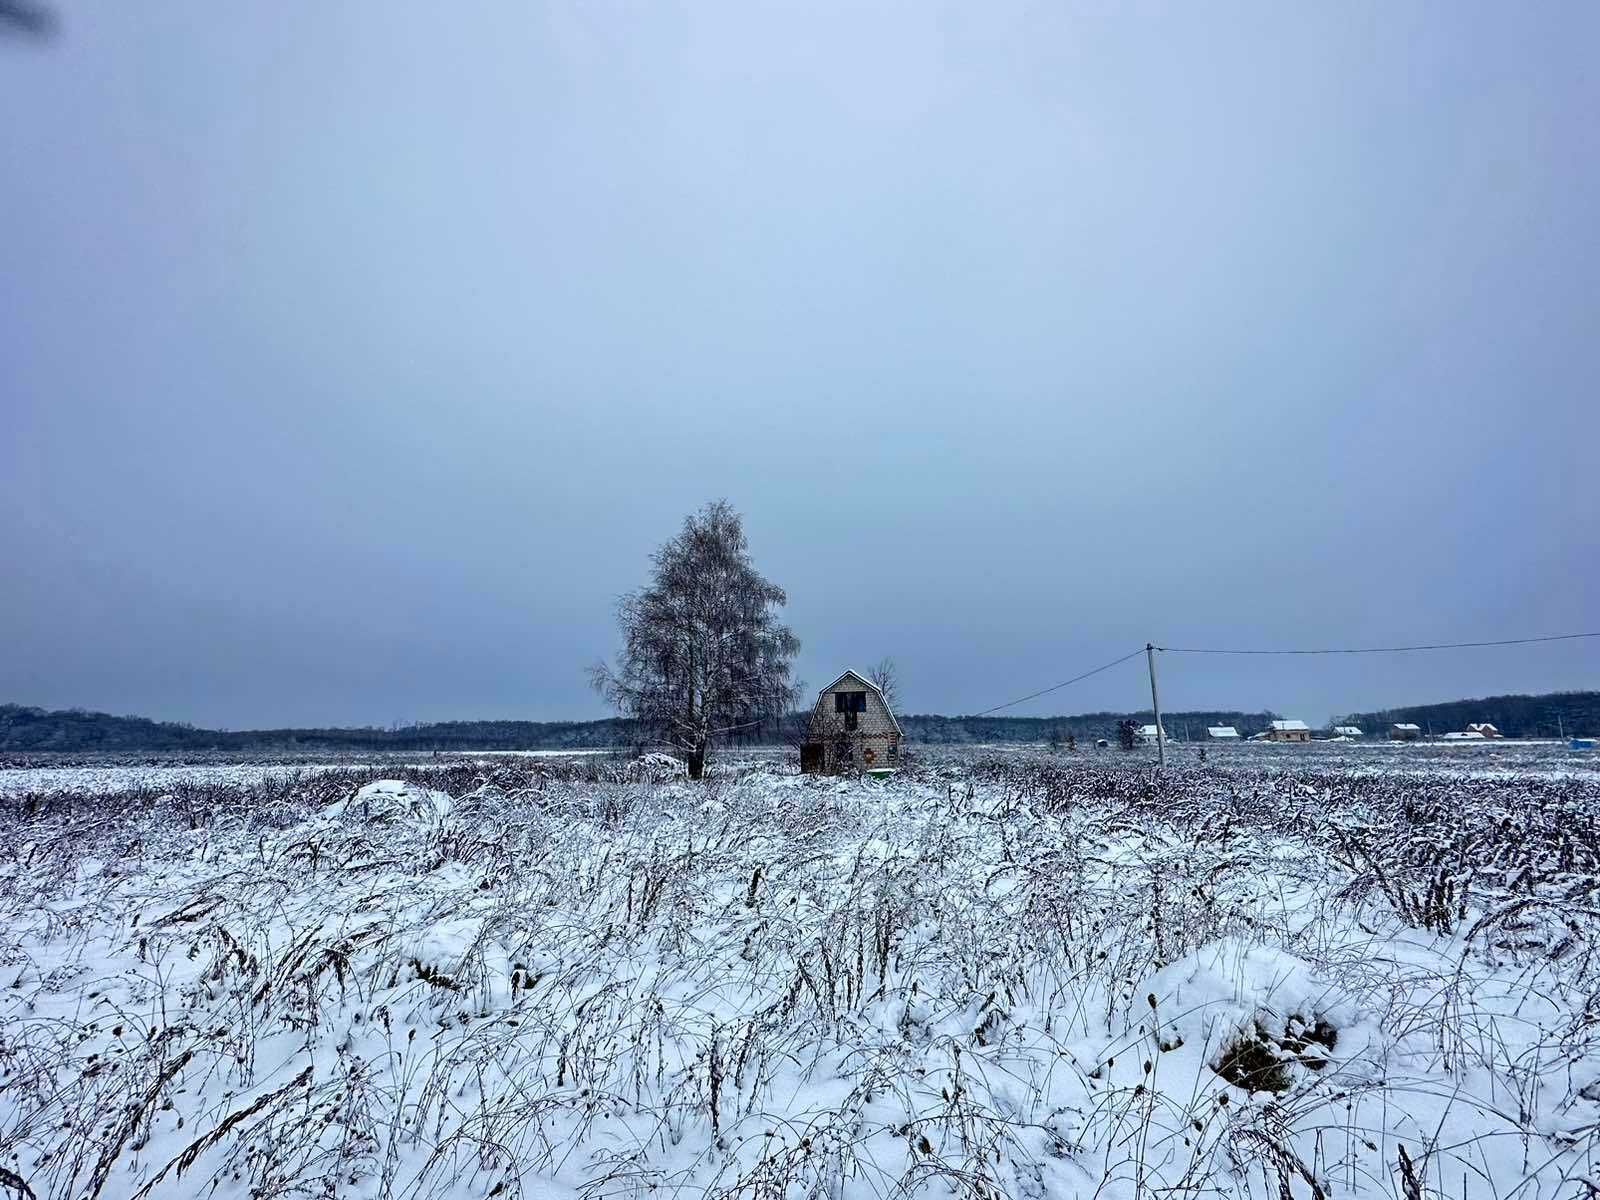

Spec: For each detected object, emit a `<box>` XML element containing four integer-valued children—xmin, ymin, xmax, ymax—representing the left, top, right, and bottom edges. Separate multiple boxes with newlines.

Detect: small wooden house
<box><xmin>801</xmin><ymin>670</ymin><xmax>903</xmax><ymax>774</ymax></box>
<box><xmin>1333</xmin><ymin>725</ymin><xmax>1363</xmax><ymax>738</ymax></box>
<box><xmin>1391</xmin><ymin>723</ymin><xmax>1422</xmax><ymax>741</ymax></box>
<box><xmin>1207</xmin><ymin>725</ymin><xmax>1240</xmax><ymax>740</ymax></box>
<box><xmin>1267</xmin><ymin>719</ymin><xmax>1311</xmax><ymax>743</ymax></box>
<box><xmin>1467</xmin><ymin>723</ymin><xmax>1502</xmax><ymax>739</ymax></box>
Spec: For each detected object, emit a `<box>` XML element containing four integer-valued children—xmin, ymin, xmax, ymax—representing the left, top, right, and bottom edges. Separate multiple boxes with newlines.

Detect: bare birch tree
<box><xmin>590</xmin><ymin>501</ymin><xmax>800</xmax><ymax>779</ymax></box>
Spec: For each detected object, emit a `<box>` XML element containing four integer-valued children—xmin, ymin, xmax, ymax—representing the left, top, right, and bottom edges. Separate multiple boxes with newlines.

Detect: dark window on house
<box><xmin>835</xmin><ymin>690</ymin><xmax>866</xmax><ymax>732</ymax></box>
<box><xmin>888</xmin><ymin>741</ymin><xmax>898</xmax><ymax>761</ymax></box>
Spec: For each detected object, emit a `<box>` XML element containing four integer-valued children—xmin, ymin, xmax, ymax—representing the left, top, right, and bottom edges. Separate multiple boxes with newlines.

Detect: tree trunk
<box><xmin>687</xmin><ymin>743</ymin><xmax>707</xmax><ymax>780</ymax></box>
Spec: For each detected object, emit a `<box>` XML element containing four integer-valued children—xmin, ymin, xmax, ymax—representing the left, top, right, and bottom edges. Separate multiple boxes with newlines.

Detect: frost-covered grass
<box><xmin>0</xmin><ymin>762</ymin><xmax>358</xmax><ymax>800</ymax></box>
<box><xmin>2</xmin><ymin>750</ymin><xmax>1599</xmax><ymax>1200</ymax></box>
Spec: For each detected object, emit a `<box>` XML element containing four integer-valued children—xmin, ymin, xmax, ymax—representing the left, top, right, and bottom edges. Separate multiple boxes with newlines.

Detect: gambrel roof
<box><xmin>814</xmin><ymin>669</ymin><xmax>903</xmax><ymax>735</ymax></box>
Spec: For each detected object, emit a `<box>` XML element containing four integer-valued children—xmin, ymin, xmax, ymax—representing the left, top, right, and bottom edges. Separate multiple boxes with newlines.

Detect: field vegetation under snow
<box><xmin>3</xmin><ymin>747</ymin><xmax>1599</xmax><ymax>1200</ymax></box>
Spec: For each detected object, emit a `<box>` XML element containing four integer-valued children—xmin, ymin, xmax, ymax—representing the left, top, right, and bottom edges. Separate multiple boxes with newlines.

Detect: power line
<box><xmin>971</xmin><ymin>647</ymin><xmax>1146</xmax><ymax>717</ymax></box>
<box><xmin>1155</xmin><ymin>631</ymin><xmax>1600</xmax><ymax>656</ymax></box>
<box><xmin>968</xmin><ymin>631</ymin><xmax>1596</xmax><ymax>719</ymax></box>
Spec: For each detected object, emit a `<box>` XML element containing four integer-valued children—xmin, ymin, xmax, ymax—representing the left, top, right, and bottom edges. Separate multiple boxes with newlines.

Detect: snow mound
<box><xmin>399</xmin><ymin>916</ymin><xmax>484</xmax><ymax>989</ymax></box>
<box><xmin>1141</xmin><ymin>938</ymin><xmax>1362</xmax><ymax>1093</ymax></box>
<box><xmin>627</xmin><ymin>752</ymin><xmax>688</xmax><ymax>782</ymax></box>
<box><xmin>326</xmin><ymin>779</ymin><xmax>453</xmax><ymax>825</ymax></box>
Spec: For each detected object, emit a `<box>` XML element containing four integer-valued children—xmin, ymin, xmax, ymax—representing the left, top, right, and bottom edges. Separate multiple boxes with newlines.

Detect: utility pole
<box><xmin>1146</xmin><ymin>642</ymin><xmax>1166</xmax><ymax>768</ymax></box>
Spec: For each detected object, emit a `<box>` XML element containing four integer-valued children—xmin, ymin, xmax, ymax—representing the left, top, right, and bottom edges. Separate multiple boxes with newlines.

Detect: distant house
<box><xmin>1137</xmin><ymin>724</ymin><xmax>1170</xmax><ymax>745</ymax></box>
<box><xmin>800</xmin><ymin>670</ymin><xmax>902</xmax><ymax>775</ymax></box>
<box><xmin>1267</xmin><ymin>719</ymin><xmax>1311</xmax><ymax>743</ymax></box>
<box><xmin>1443</xmin><ymin>730</ymin><xmax>1486</xmax><ymax>741</ymax></box>
<box><xmin>1391</xmin><ymin>723</ymin><xmax>1422</xmax><ymax>741</ymax></box>
<box><xmin>1207</xmin><ymin>725</ymin><xmax>1240</xmax><ymax>740</ymax></box>
<box><xmin>1333</xmin><ymin>726</ymin><xmax>1363</xmax><ymax>738</ymax></box>
<box><xmin>1466</xmin><ymin>723</ymin><xmax>1503</xmax><ymax>739</ymax></box>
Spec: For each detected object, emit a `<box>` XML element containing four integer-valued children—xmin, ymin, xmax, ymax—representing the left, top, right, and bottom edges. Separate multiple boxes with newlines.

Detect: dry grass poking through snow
<box><xmin>2</xmin><ymin>750</ymin><xmax>1599</xmax><ymax>1200</ymax></box>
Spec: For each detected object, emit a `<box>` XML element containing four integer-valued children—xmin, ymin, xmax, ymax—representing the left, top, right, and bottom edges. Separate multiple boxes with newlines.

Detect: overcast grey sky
<box><xmin>3</xmin><ymin>2</ymin><xmax>1597</xmax><ymax>729</ymax></box>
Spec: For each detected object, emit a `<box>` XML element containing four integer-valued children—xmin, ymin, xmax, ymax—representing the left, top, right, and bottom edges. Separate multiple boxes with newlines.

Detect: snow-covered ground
<box><xmin>0</xmin><ymin>761</ymin><xmax>358</xmax><ymax>799</ymax></box>
<box><xmin>471</xmin><ymin>749</ymin><xmax>616</xmax><ymax>758</ymax></box>
<box><xmin>4</xmin><ymin>739</ymin><xmax>1589</xmax><ymax>800</ymax></box>
<box><xmin>0</xmin><ymin>752</ymin><xmax>617</xmax><ymax>799</ymax></box>
<box><xmin>2</xmin><ymin>748</ymin><xmax>1598</xmax><ymax>1199</ymax></box>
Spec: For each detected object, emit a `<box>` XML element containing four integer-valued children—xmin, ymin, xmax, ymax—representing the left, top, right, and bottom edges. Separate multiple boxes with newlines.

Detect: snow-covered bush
<box><xmin>325</xmin><ymin>778</ymin><xmax>454</xmax><ymax>825</ymax></box>
<box><xmin>626</xmin><ymin>751</ymin><xmax>688</xmax><ymax>783</ymax></box>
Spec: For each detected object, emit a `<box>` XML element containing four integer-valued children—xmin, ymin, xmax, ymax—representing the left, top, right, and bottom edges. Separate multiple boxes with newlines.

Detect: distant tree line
<box><xmin>1339</xmin><ymin>691</ymin><xmax>1600</xmax><ymax>740</ymax></box>
<box><xmin>0</xmin><ymin>706</ymin><xmax>640</xmax><ymax>753</ymax></box>
<box><xmin>5</xmin><ymin>692</ymin><xmax>1594</xmax><ymax>755</ymax></box>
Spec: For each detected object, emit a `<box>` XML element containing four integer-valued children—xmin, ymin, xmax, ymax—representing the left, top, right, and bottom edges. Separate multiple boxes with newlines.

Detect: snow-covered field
<box><xmin>3</xmin><ymin>748</ymin><xmax>1599</xmax><ymax>1200</ymax></box>
<box><xmin>0</xmin><ymin>753</ymin><xmax>616</xmax><ymax>800</ymax></box>
<box><xmin>0</xmin><ymin>762</ymin><xmax>360</xmax><ymax>800</ymax></box>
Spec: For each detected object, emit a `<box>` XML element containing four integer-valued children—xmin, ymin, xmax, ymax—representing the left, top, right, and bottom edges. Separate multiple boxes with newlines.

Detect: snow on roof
<box><xmin>1443</xmin><ymin>730</ymin><xmax>1486</xmax><ymax>740</ymax></box>
<box><xmin>1333</xmin><ymin>726</ymin><xmax>1362</xmax><ymax>736</ymax></box>
<box><xmin>1393</xmin><ymin>723</ymin><xmax>1421</xmax><ymax>731</ymax></box>
<box><xmin>822</xmin><ymin>669</ymin><xmax>879</xmax><ymax>695</ymax></box>
<box><xmin>1467</xmin><ymin>723</ymin><xmax>1499</xmax><ymax>733</ymax></box>
<box><xmin>1206</xmin><ymin>726</ymin><xmax>1240</xmax><ymax>738</ymax></box>
<box><xmin>1269</xmin><ymin>720</ymin><xmax>1310</xmax><ymax>732</ymax></box>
